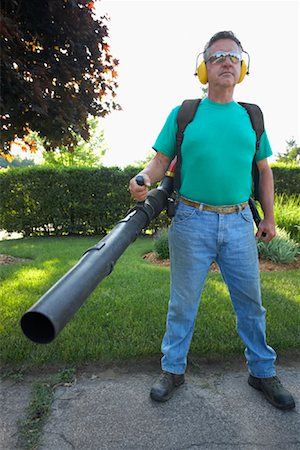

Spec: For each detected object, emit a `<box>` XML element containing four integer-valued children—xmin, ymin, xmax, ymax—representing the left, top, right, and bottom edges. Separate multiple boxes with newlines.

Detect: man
<box><xmin>129</xmin><ymin>31</ymin><xmax>295</xmax><ymax>410</ymax></box>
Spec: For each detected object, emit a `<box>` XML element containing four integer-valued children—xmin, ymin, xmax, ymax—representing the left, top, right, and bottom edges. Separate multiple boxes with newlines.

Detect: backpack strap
<box><xmin>238</xmin><ymin>102</ymin><xmax>265</xmax><ymax>201</ymax></box>
<box><xmin>174</xmin><ymin>98</ymin><xmax>202</xmax><ymax>191</ymax></box>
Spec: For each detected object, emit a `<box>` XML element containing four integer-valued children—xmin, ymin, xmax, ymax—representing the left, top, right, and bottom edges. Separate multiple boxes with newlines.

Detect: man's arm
<box><xmin>129</xmin><ymin>151</ymin><xmax>172</xmax><ymax>202</ymax></box>
<box><xmin>255</xmin><ymin>158</ymin><xmax>276</xmax><ymax>242</ymax></box>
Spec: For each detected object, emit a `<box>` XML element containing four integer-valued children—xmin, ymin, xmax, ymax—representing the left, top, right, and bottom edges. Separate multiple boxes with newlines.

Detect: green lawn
<box><xmin>0</xmin><ymin>236</ymin><xmax>299</xmax><ymax>368</ymax></box>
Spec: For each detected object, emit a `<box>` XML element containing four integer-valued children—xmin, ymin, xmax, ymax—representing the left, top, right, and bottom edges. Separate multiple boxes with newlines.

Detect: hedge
<box><xmin>0</xmin><ymin>163</ymin><xmax>298</xmax><ymax>236</ymax></box>
<box><xmin>0</xmin><ymin>166</ymin><xmax>136</xmax><ymax>236</ymax></box>
<box><xmin>271</xmin><ymin>163</ymin><xmax>300</xmax><ymax>195</ymax></box>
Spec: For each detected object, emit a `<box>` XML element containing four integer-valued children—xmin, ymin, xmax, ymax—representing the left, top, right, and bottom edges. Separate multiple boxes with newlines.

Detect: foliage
<box><xmin>42</xmin><ymin>116</ymin><xmax>108</xmax><ymax>167</ymax></box>
<box><xmin>0</xmin><ymin>164</ymin><xmax>172</xmax><ymax>236</ymax></box>
<box><xmin>154</xmin><ymin>194</ymin><xmax>300</xmax><ymax>261</ymax></box>
<box><xmin>132</xmin><ymin>149</ymin><xmax>156</xmax><ymax>168</ymax></box>
<box><xmin>0</xmin><ymin>165</ymin><xmax>141</xmax><ymax>236</ymax></box>
<box><xmin>0</xmin><ymin>155</ymin><xmax>36</xmax><ymax>168</ymax></box>
<box><xmin>0</xmin><ymin>237</ymin><xmax>299</xmax><ymax>367</ymax></box>
<box><xmin>0</xmin><ymin>0</ymin><xmax>120</xmax><ymax>156</ymax></box>
<box><xmin>200</xmin><ymin>86</ymin><xmax>208</xmax><ymax>98</ymax></box>
<box><xmin>154</xmin><ymin>228</ymin><xmax>170</xmax><ymax>259</ymax></box>
<box><xmin>273</xmin><ymin>194</ymin><xmax>300</xmax><ymax>242</ymax></box>
<box><xmin>276</xmin><ymin>139</ymin><xmax>300</xmax><ymax>164</ymax></box>
<box><xmin>257</xmin><ymin>227</ymin><xmax>299</xmax><ymax>264</ymax></box>
<box><xmin>1</xmin><ymin>165</ymin><xmax>298</xmax><ymax>239</ymax></box>
<box><xmin>271</xmin><ymin>163</ymin><xmax>300</xmax><ymax>195</ymax></box>
<box><xmin>150</xmin><ymin>208</ymin><xmax>171</xmax><ymax>234</ymax></box>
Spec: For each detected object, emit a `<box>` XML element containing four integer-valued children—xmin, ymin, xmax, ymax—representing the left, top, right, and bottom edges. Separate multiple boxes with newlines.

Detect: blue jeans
<box><xmin>161</xmin><ymin>202</ymin><xmax>277</xmax><ymax>378</ymax></box>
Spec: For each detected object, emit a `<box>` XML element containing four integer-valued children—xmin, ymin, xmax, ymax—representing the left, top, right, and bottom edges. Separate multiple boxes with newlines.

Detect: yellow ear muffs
<box><xmin>197</xmin><ymin>61</ymin><xmax>208</xmax><ymax>84</ymax></box>
<box><xmin>237</xmin><ymin>60</ymin><xmax>247</xmax><ymax>83</ymax></box>
<box><xmin>197</xmin><ymin>59</ymin><xmax>248</xmax><ymax>84</ymax></box>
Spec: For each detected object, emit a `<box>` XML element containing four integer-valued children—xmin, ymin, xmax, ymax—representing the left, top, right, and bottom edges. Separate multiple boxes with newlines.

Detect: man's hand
<box><xmin>256</xmin><ymin>218</ymin><xmax>276</xmax><ymax>243</ymax></box>
<box><xmin>129</xmin><ymin>173</ymin><xmax>151</xmax><ymax>202</ymax></box>
<box><xmin>129</xmin><ymin>151</ymin><xmax>171</xmax><ymax>203</ymax></box>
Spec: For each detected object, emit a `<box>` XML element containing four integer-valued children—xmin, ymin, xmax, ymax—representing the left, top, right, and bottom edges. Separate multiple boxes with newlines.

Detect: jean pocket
<box><xmin>240</xmin><ymin>206</ymin><xmax>253</xmax><ymax>224</ymax></box>
<box><xmin>173</xmin><ymin>205</ymin><xmax>196</xmax><ymax>224</ymax></box>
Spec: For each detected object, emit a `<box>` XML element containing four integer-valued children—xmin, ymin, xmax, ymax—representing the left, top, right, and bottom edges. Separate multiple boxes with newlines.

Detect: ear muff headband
<box><xmin>196</xmin><ymin>59</ymin><xmax>248</xmax><ymax>84</ymax></box>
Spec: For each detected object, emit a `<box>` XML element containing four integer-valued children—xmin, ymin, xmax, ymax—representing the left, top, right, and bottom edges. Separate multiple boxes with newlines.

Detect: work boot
<box><xmin>150</xmin><ymin>371</ymin><xmax>185</xmax><ymax>402</ymax></box>
<box><xmin>248</xmin><ymin>375</ymin><xmax>295</xmax><ymax>410</ymax></box>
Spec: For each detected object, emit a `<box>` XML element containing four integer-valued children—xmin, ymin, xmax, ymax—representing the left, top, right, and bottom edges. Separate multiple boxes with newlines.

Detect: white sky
<box><xmin>97</xmin><ymin>0</ymin><xmax>299</xmax><ymax>167</ymax></box>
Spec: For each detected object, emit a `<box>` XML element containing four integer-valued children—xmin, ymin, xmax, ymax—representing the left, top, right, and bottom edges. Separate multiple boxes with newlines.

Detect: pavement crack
<box><xmin>58</xmin><ymin>432</ymin><xmax>76</xmax><ymax>449</ymax></box>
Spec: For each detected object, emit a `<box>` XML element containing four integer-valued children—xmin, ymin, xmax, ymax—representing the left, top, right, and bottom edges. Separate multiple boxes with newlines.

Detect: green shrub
<box><xmin>273</xmin><ymin>194</ymin><xmax>300</xmax><ymax>242</ymax></box>
<box><xmin>271</xmin><ymin>163</ymin><xmax>300</xmax><ymax>195</ymax></box>
<box><xmin>153</xmin><ymin>224</ymin><xmax>300</xmax><ymax>265</ymax></box>
<box><xmin>257</xmin><ymin>227</ymin><xmax>299</xmax><ymax>264</ymax></box>
<box><xmin>255</xmin><ymin>194</ymin><xmax>300</xmax><ymax>243</ymax></box>
<box><xmin>0</xmin><ymin>165</ymin><xmax>142</xmax><ymax>236</ymax></box>
<box><xmin>1</xmin><ymin>163</ymin><xmax>298</xmax><ymax>239</ymax></box>
<box><xmin>154</xmin><ymin>228</ymin><xmax>170</xmax><ymax>259</ymax></box>
<box><xmin>149</xmin><ymin>208</ymin><xmax>171</xmax><ymax>234</ymax></box>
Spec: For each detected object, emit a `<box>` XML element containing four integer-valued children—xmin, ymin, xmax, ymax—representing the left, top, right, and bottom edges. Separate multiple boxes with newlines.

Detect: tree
<box><xmin>201</xmin><ymin>86</ymin><xmax>208</xmax><ymax>98</ymax></box>
<box><xmin>0</xmin><ymin>0</ymin><xmax>120</xmax><ymax>157</ymax></box>
<box><xmin>42</xmin><ymin>116</ymin><xmax>108</xmax><ymax>167</ymax></box>
<box><xmin>0</xmin><ymin>155</ymin><xmax>36</xmax><ymax>169</ymax></box>
<box><xmin>276</xmin><ymin>139</ymin><xmax>300</xmax><ymax>164</ymax></box>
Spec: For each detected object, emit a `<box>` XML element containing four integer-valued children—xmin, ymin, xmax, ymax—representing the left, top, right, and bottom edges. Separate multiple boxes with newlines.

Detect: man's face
<box><xmin>205</xmin><ymin>39</ymin><xmax>242</xmax><ymax>88</ymax></box>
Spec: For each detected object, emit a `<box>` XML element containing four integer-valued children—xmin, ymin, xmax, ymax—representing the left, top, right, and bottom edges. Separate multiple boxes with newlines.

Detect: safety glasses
<box><xmin>207</xmin><ymin>51</ymin><xmax>242</xmax><ymax>64</ymax></box>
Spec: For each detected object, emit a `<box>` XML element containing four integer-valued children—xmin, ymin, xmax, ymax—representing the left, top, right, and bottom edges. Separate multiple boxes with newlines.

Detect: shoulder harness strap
<box><xmin>175</xmin><ymin>98</ymin><xmax>201</xmax><ymax>191</ymax></box>
<box><xmin>238</xmin><ymin>102</ymin><xmax>265</xmax><ymax>201</ymax></box>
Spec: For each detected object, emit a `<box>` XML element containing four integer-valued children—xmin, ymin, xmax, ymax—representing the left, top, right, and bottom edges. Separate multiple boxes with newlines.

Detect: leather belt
<box><xmin>180</xmin><ymin>197</ymin><xmax>248</xmax><ymax>214</ymax></box>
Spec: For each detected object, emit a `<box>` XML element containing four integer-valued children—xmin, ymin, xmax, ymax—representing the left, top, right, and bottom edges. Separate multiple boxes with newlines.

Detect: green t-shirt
<box><xmin>153</xmin><ymin>98</ymin><xmax>272</xmax><ymax>206</ymax></box>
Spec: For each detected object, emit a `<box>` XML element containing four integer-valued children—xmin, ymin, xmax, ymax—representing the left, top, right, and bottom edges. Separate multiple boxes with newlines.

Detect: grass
<box><xmin>16</xmin><ymin>368</ymin><xmax>76</xmax><ymax>450</ymax></box>
<box><xmin>0</xmin><ymin>236</ymin><xmax>299</xmax><ymax>368</ymax></box>
<box><xmin>18</xmin><ymin>381</ymin><xmax>53</xmax><ymax>449</ymax></box>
